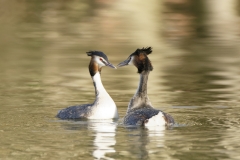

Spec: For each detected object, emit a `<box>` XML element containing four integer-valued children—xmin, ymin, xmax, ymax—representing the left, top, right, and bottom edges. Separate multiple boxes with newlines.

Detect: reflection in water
<box><xmin>1</xmin><ymin>0</ymin><xmax>240</xmax><ymax>159</ymax></box>
<box><xmin>205</xmin><ymin>0</ymin><xmax>239</xmax><ymax>42</ymax></box>
<box><xmin>121</xmin><ymin>126</ymin><xmax>166</xmax><ymax>159</ymax></box>
<box><xmin>162</xmin><ymin>0</ymin><xmax>197</xmax><ymax>41</ymax></box>
<box><xmin>157</xmin><ymin>0</ymin><xmax>240</xmax><ymax>106</ymax></box>
<box><xmin>162</xmin><ymin>0</ymin><xmax>239</xmax><ymax>42</ymax></box>
<box><xmin>60</xmin><ymin>120</ymin><xmax>117</xmax><ymax>160</ymax></box>
<box><xmin>146</xmin><ymin>126</ymin><xmax>167</xmax><ymax>159</ymax></box>
<box><xmin>90</xmin><ymin>120</ymin><xmax>117</xmax><ymax>160</ymax></box>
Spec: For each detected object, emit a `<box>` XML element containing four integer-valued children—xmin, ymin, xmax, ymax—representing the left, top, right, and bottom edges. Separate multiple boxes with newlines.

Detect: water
<box><xmin>0</xmin><ymin>0</ymin><xmax>240</xmax><ymax>159</ymax></box>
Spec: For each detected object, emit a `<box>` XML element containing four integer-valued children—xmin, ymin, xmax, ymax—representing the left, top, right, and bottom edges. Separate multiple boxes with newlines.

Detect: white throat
<box><xmin>90</xmin><ymin>72</ymin><xmax>118</xmax><ymax>119</ymax></box>
<box><xmin>92</xmin><ymin>72</ymin><xmax>108</xmax><ymax>96</ymax></box>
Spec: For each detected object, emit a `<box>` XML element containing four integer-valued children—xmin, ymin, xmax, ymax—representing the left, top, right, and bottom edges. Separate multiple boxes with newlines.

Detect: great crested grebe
<box><xmin>117</xmin><ymin>47</ymin><xmax>174</xmax><ymax>126</ymax></box>
<box><xmin>57</xmin><ymin>51</ymin><xmax>119</xmax><ymax>119</ymax></box>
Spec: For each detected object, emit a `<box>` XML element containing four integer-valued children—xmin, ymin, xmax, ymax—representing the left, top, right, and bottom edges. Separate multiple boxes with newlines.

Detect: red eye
<box><xmin>99</xmin><ymin>58</ymin><xmax>103</xmax><ymax>61</ymax></box>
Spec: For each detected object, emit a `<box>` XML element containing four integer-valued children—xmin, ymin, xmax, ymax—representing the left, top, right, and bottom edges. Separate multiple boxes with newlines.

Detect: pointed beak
<box><xmin>117</xmin><ymin>59</ymin><xmax>129</xmax><ymax>67</ymax></box>
<box><xmin>106</xmin><ymin>62</ymin><xmax>117</xmax><ymax>69</ymax></box>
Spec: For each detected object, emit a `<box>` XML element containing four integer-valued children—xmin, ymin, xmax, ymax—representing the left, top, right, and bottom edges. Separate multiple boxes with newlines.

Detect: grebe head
<box><xmin>87</xmin><ymin>51</ymin><xmax>116</xmax><ymax>76</ymax></box>
<box><xmin>117</xmin><ymin>47</ymin><xmax>153</xmax><ymax>73</ymax></box>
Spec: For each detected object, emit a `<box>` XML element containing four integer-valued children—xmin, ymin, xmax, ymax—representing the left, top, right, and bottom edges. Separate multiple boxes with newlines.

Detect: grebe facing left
<box><xmin>57</xmin><ymin>51</ymin><xmax>119</xmax><ymax>119</ymax></box>
<box><xmin>117</xmin><ymin>47</ymin><xmax>174</xmax><ymax>126</ymax></box>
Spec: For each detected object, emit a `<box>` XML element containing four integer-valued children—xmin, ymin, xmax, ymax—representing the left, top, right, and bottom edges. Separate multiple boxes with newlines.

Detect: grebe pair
<box><xmin>57</xmin><ymin>47</ymin><xmax>174</xmax><ymax>126</ymax></box>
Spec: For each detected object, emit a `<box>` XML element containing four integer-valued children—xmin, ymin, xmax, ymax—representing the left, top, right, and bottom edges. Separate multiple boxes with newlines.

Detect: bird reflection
<box><xmin>89</xmin><ymin>120</ymin><xmax>117</xmax><ymax>160</ymax></box>
<box><xmin>123</xmin><ymin>126</ymin><xmax>166</xmax><ymax>159</ymax></box>
<box><xmin>59</xmin><ymin>119</ymin><xmax>117</xmax><ymax>160</ymax></box>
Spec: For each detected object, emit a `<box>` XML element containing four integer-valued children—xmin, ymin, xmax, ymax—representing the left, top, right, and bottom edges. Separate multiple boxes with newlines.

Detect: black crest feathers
<box><xmin>86</xmin><ymin>51</ymin><xmax>109</xmax><ymax>61</ymax></box>
<box><xmin>131</xmin><ymin>47</ymin><xmax>152</xmax><ymax>56</ymax></box>
<box><xmin>132</xmin><ymin>47</ymin><xmax>153</xmax><ymax>73</ymax></box>
<box><xmin>138</xmin><ymin>47</ymin><xmax>152</xmax><ymax>55</ymax></box>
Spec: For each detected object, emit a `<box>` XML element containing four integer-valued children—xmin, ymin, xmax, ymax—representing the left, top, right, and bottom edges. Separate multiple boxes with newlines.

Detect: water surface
<box><xmin>0</xmin><ymin>1</ymin><xmax>240</xmax><ymax>159</ymax></box>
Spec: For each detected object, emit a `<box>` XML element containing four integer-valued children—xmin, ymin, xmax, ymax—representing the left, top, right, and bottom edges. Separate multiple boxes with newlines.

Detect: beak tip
<box><xmin>117</xmin><ymin>64</ymin><xmax>125</xmax><ymax>68</ymax></box>
<box><xmin>117</xmin><ymin>64</ymin><xmax>123</xmax><ymax>68</ymax></box>
<box><xmin>117</xmin><ymin>59</ymin><xmax>129</xmax><ymax>68</ymax></box>
<box><xmin>107</xmin><ymin>63</ymin><xmax>117</xmax><ymax>69</ymax></box>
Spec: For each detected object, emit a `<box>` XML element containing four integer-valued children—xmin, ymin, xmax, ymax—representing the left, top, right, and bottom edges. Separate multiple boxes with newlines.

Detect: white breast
<box><xmin>88</xmin><ymin>72</ymin><xmax>118</xmax><ymax>119</ymax></box>
<box><xmin>145</xmin><ymin>112</ymin><xmax>166</xmax><ymax>126</ymax></box>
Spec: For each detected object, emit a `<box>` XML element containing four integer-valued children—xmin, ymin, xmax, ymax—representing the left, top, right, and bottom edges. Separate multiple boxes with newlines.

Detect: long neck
<box><xmin>135</xmin><ymin>71</ymin><xmax>149</xmax><ymax>97</ymax></box>
<box><xmin>89</xmin><ymin>59</ymin><xmax>106</xmax><ymax>96</ymax></box>
<box><xmin>127</xmin><ymin>71</ymin><xmax>152</xmax><ymax>112</ymax></box>
<box><xmin>92</xmin><ymin>72</ymin><xmax>108</xmax><ymax>97</ymax></box>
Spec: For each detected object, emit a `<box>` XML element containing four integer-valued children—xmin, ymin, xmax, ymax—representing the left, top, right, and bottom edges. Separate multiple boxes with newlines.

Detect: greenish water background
<box><xmin>0</xmin><ymin>0</ymin><xmax>240</xmax><ymax>159</ymax></box>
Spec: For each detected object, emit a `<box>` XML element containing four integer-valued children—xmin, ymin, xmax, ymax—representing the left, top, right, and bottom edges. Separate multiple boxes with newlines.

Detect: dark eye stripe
<box><xmin>100</xmin><ymin>58</ymin><xmax>108</xmax><ymax>65</ymax></box>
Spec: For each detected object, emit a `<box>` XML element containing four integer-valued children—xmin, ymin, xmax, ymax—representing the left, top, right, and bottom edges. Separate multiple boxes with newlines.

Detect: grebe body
<box><xmin>57</xmin><ymin>51</ymin><xmax>118</xmax><ymax>119</ymax></box>
<box><xmin>118</xmin><ymin>47</ymin><xmax>174</xmax><ymax>126</ymax></box>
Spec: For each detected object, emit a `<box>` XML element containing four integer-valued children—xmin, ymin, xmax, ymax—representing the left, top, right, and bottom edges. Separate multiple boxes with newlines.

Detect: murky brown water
<box><xmin>0</xmin><ymin>1</ymin><xmax>240</xmax><ymax>159</ymax></box>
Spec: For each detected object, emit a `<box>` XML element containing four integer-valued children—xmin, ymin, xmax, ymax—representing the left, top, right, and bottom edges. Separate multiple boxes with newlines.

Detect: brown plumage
<box><xmin>130</xmin><ymin>47</ymin><xmax>153</xmax><ymax>73</ymax></box>
<box><xmin>89</xmin><ymin>58</ymin><xmax>102</xmax><ymax>77</ymax></box>
<box><xmin>117</xmin><ymin>47</ymin><xmax>175</xmax><ymax>126</ymax></box>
